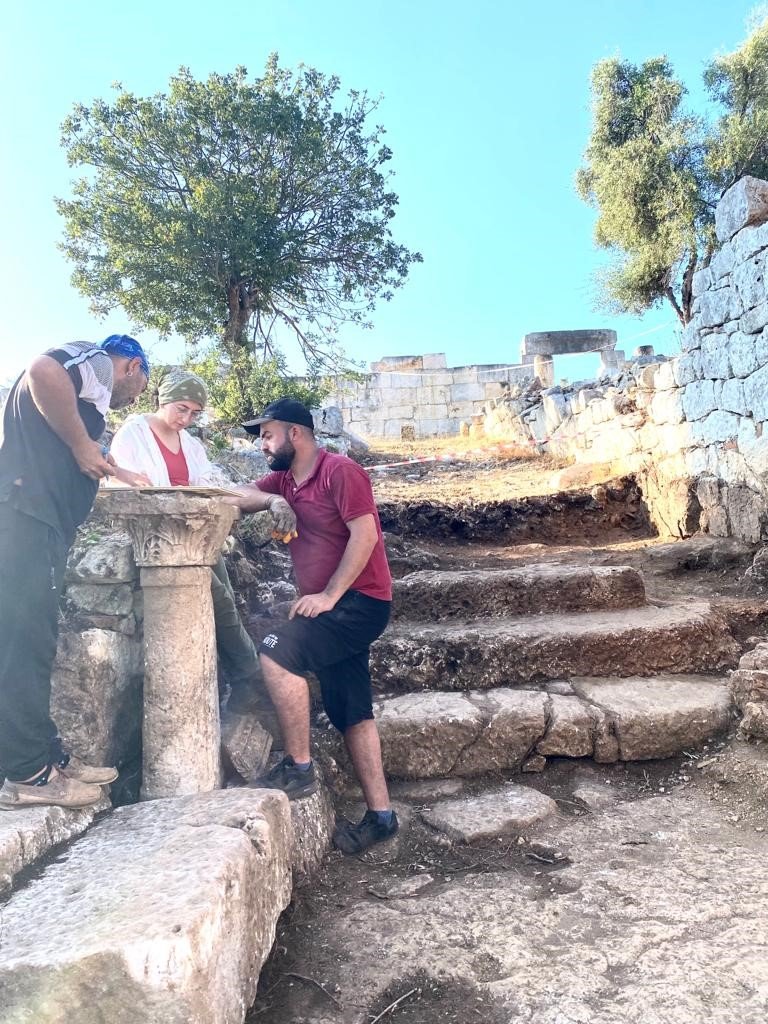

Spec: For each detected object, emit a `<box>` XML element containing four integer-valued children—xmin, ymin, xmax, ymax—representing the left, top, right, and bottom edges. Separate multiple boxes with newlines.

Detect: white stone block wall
<box><xmin>327</xmin><ymin>357</ymin><xmax>534</xmax><ymax>439</ymax></box>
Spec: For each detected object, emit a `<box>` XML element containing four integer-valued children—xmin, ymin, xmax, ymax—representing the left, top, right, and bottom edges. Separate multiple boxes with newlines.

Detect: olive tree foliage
<box><xmin>704</xmin><ymin>17</ymin><xmax>768</xmax><ymax>192</ymax></box>
<box><xmin>577</xmin><ymin>17</ymin><xmax>768</xmax><ymax>325</ymax></box>
<box><xmin>57</xmin><ymin>57</ymin><xmax>421</xmax><ymax>409</ymax></box>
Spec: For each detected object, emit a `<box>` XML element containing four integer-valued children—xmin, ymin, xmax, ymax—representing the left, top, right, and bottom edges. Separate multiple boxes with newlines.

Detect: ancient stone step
<box><xmin>0</xmin><ymin>789</ymin><xmax>332</xmax><ymax>1024</ymax></box>
<box><xmin>390</xmin><ymin>564</ymin><xmax>646</xmax><ymax>621</ymax></box>
<box><xmin>358</xmin><ymin>677</ymin><xmax>732</xmax><ymax>779</ymax></box>
<box><xmin>371</xmin><ymin>601</ymin><xmax>738</xmax><ymax>690</ymax></box>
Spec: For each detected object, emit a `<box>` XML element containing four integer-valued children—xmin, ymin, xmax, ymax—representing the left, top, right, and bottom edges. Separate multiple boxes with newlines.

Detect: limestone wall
<box><xmin>481</xmin><ymin>177</ymin><xmax>768</xmax><ymax>542</ymax></box>
<box><xmin>329</xmin><ymin>353</ymin><xmax>533</xmax><ymax>439</ymax></box>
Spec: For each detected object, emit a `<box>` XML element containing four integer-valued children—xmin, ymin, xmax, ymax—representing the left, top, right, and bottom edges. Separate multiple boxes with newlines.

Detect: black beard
<box><xmin>266</xmin><ymin>439</ymin><xmax>295</xmax><ymax>472</ymax></box>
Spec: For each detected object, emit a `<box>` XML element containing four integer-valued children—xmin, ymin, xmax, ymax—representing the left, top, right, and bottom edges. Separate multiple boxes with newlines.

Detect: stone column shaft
<box><xmin>140</xmin><ymin>566</ymin><xmax>221</xmax><ymax>799</ymax></box>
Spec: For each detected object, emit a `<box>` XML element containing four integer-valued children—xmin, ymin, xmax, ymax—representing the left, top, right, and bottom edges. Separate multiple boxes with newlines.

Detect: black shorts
<box><xmin>258</xmin><ymin>590</ymin><xmax>391</xmax><ymax>732</ymax></box>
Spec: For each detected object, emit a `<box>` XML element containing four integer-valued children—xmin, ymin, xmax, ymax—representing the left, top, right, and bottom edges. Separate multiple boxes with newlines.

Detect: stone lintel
<box><xmin>521</xmin><ymin>329</ymin><xmax>618</xmax><ymax>358</ymax></box>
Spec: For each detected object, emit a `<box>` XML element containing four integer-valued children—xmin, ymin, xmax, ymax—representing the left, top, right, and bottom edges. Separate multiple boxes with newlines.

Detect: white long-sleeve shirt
<box><xmin>109</xmin><ymin>413</ymin><xmax>220</xmax><ymax>486</ymax></box>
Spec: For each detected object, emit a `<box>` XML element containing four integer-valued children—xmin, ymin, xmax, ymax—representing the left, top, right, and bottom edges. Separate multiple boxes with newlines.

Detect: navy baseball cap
<box><xmin>243</xmin><ymin>397</ymin><xmax>315</xmax><ymax>436</ymax></box>
<box><xmin>99</xmin><ymin>334</ymin><xmax>150</xmax><ymax>378</ymax></box>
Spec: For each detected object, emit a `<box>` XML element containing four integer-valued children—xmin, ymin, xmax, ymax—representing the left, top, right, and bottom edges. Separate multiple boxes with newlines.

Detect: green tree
<box><xmin>188</xmin><ymin>348</ymin><xmax>337</xmax><ymax>426</ymax></box>
<box><xmin>57</xmin><ymin>56</ymin><xmax>421</xmax><ymax>384</ymax></box>
<box><xmin>704</xmin><ymin>17</ymin><xmax>768</xmax><ymax>192</ymax></box>
<box><xmin>577</xmin><ymin>16</ymin><xmax>768</xmax><ymax>325</ymax></box>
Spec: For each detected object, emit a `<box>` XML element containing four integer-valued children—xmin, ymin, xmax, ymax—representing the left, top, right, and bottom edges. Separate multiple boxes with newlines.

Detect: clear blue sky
<box><xmin>0</xmin><ymin>0</ymin><xmax>761</xmax><ymax>385</ymax></box>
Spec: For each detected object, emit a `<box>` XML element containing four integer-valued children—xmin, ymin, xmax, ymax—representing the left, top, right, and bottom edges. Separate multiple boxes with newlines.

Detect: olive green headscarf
<box><xmin>157</xmin><ymin>369</ymin><xmax>208</xmax><ymax>408</ymax></box>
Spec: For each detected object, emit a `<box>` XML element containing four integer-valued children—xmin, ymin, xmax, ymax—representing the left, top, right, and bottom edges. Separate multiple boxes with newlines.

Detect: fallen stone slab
<box><xmin>571</xmin><ymin>675</ymin><xmax>733</xmax><ymax>760</ymax></box>
<box><xmin>421</xmin><ymin>783</ymin><xmax>557</xmax><ymax>842</ymax></box>
<box><xmin>220</xmin><ymin>709</ymin><xmax>272</xmax><ymax>780</ymax></box>
<box><xmin>0</xmin><ymin>795</ymin><xmax>110</xmax><ymax>893</ymax></box>
<box><xmin>372</xmin><ymin>602</ymin><xmax>738</xmax><ymax>691</ymax></box>
<box><xmin>391</xmin><ymin>564</ymin><xmax>645</xmax><ymax>621</ymax></box>
<box><xmin>0</xmin><ymin>790</ymin><xmax>293</xmax><ymax>1024</ymax></box>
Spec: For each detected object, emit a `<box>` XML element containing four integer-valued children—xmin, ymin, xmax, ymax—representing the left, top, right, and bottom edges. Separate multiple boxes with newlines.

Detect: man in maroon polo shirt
<box><xmin>227</xmin><ymin>398</ymin><xmax>397</xmax><ymax>854</ymax></box>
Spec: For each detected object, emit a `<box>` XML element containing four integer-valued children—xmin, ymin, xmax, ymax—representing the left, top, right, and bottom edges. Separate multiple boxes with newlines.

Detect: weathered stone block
<box><xmin>0</xmin><ymin>798</ymin><xmax>110</xmax><ymax>893</ymax></box>
<box><xmin>571</xmin><ymin>675</ymin><xmax>732</xmax><ymax>759</ymax></box>
<box><xmin>452</xmin><ymin>690</ymin><xmax>548</xmax><ymax>775</ymax></box>
<box><xmin>709</xmin><ymin>243</ymin><xmax>734</xmax><ymax>281</ymax></box>
<box><xmin>68</xmin><ymin>531</ymin><xmax>137</xmax><ymax>583</ymax></box>
<box><xmin>700</xmin><ymin>288</ymin><xmax>742</xmax><ymax>329</ymax></box>
<box><xmin>740</xmin><ymin>299</ymin><xmax>768</xmax><ymax>334</ymax></box>
<box><xmin>738</xmin><ymin>417</ymin><xmax>768</xmax><ymax>478</ymax></box>
<box><xmin>0</xmin><ymin>790</ymin><xmax>293</xmax><ymax>1024</ymax></box>
<box><xmin>733</xmin><ymin>254</ymin><xmax>768</xmax><ymax>309</ymax></box>
<box><xmin>654</xmin><ymin>361</ymin><xmax>678</xmax><ymax>390</ymax></box>
<box><xmin>220</xmin><ymin>710</ymin><xmax>272</xmax><ymax>780</ymax></box>
<box><xmin>697</xmin><ymin>476</ymin><xmax>720</xmax><ymax>509</ymax></box>
<box><xmin>450</xmin><ymin>381</ymin><xmax>485</xmax><ymax>402</ymax></box>
<box><xmin>697</xmin><ymin>410</ymin><xmax>740</xmax><ymax>445</ymax></box>
<box><xmin>692</xmin><ymin>266</ymin><xmax>712</xmax><ymax>297</ymax></box>
<box><xmin>720</xmin><ymin>378</ymin><xmax>748</xmax><ymax>415</ymax></box>
<box><xmin>385</xmin><ymin>404</ymin><xmax>416</xmax><ymax>419</ymax></box>
<box><xmin>681</xmin><ymin>321</ymin><xmax>702</xmax><ymax>352</ymax></box>
<box><xmin>716</xmin><ymin>175</ymin><xmax>768</xmax><ymax>242</ymax></box>
<box><xmin>65</xmin><ymin>582</ymin><xmax>135</xmax><ymax>617</ymax></box>
<box><xmin>422</xmin><ymin>353</ymin><xmax>448</xmax><ymax>369</ymax></box>
<box><xmin>700</xmin><ymin>505</ymin><xmax>729</xmax><ymax>536</ymax></box>
<box><xmin>649</xmin><ymin>390</ymin><xmax>684</xmax><ymax>425</ymax></box>
<box><xmin>52</xmin><ymin>628</ymin><xmax>142</xmax><ymax>768</ymax></box>
<box><xmin>701</xmin><ymin>333</ymin><xmax>731</xmax><ymax>379</ymax></box>
<box><xmin>725</xmin><ymin>484</ymin><xmax>763</xmax><ymax>543</ymax></box>
<box><xmin>682</xmin><ymin>379</ymin><xmax>717</xmax><ymax>420</ymax></box>
<box><xmin>739</xmin><ymin>701</ymin><xmax>768</xmax><ymax>739</ymax></box>
<box><xmin>375</xmin><ymin>692</ymin><xmax>484</xmax><ymax>778</ymax></box>
<box><xmin>743</xmin><ymin>363</ymin><xmax>768</xmax><ymax>421</ymax></box>
<box><xmin>727</xmin><ymin>331</ymin><xmax>760</xmax><ymax>377</ymax></box>
<box><xmin>674</xmin><ymin>350</ymin><xmax>702</xmax><ymax>386</ymax></box>
<box><xmin>537</xmin><ymin>695</ymin><xmax>596</xmax><ymax>758</ymax></box>
<box><xmin>732</xmin><ymin>218</ymin><xmax>768</xmax><ymax>262</ymax></box>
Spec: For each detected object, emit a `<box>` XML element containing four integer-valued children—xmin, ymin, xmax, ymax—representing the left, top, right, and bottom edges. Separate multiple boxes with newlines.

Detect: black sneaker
<box><xmin>251</xmin><ymin>755</ymin><xmax>318</xmax><ymax>800</ymax></box>
<box><xmin>333</xmin><ymin>810</ymin><xmax>400</xmax><ymax>855</ymax></box>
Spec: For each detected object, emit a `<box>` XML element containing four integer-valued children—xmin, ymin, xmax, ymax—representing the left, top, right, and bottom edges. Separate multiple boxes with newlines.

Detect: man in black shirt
<box><xmin>0</xmin><ymin>335</ymin><xmax>149</xmax><ymax>810</ymax></box>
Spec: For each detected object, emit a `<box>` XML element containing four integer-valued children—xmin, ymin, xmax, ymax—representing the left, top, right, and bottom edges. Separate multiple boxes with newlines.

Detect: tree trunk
<box><xmin>680</xmin><ymin>252</ymin><xmax>697</xmax><ymax>325</ymax></box>
<box><xmin>224</xmin><ymin>287</ymin><xmax>250</xmax><ymax>348</ymax></box>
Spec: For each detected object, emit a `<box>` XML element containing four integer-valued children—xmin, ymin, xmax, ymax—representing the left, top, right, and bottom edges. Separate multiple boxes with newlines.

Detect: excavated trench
<box><xmin>240</xmin><ymin>472</ymin><xmax>768</xmax><ymax>1024</ymax></box>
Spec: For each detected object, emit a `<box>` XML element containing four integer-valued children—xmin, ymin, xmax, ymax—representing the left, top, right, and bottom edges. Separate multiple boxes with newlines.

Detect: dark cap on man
<box><xmin>243</xmin><ymin>397</ymin><xmax>315</xmax><ymax>436</ymax></box>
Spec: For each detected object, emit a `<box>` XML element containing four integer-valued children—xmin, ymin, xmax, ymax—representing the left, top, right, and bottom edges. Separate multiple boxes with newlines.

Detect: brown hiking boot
<box><xmin>58</xmin><ymin>756</ymin><xmax>118</xmax><ymax>785</ymax></box>
<box><xmin>0</xmin><ymin>772</ymin><xmax>103</xmax><ymax>810</ymax></box>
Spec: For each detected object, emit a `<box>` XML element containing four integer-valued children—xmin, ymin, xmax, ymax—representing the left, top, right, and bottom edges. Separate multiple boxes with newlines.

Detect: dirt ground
<box><xmin>245</xmin><ymin>449</ymin><xmax>768</xmax><ymax>1024</ymax></box>
<box><xmin>359</xmin><ymin>437</ymin><xmax>570</xmax><ymax>504</ymax></box>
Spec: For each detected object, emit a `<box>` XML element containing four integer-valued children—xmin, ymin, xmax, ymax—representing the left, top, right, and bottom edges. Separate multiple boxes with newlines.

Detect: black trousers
<box><xmin>0</xmin><ymin>502</ymin><xmax>68</xmax><ymax>781</ymax></box>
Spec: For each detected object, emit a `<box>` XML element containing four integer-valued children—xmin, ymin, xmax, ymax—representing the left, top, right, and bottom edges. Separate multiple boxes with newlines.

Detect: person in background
<box><xmin>227</xmin><ymin>397</ymin><xmax>398</xmax><ymax>855</ymax></box>
<box><xmin>0</xmin><ymin>335</ymin><xmax>149</xmax><ymax>809</ymax></box>
<box><xmin>109</xmin><ymin>368</ymin><xmax>264</xmax><ymax>704</ymax></box>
